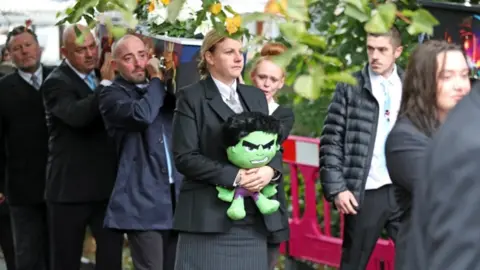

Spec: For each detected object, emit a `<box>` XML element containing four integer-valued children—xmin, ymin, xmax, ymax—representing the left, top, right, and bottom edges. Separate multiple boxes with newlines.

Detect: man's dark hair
<box><xmin>400</xmin><ymin>40</ymin><xmax>466</xmax><ymax>137</ymax></box>
<box><xmin>223</xmin><ymin>112</ymin><xmax>282</xmax><ymax>147</ymax></box>
<box><xmin>6</xmin><ymin>26</ymin><xmax>38</xmax><ymax>48</ymax></box>
<box><xmin>367</xmin><ymin>26</ymin><xmax>402</xmax><ymax>47</ymax></box>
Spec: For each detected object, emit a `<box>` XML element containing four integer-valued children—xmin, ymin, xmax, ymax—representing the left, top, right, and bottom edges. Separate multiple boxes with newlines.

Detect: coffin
<box><xmin>135</xmin><ymin>25</ymin><xmax>204</xmax><ymax>93</ymax></box>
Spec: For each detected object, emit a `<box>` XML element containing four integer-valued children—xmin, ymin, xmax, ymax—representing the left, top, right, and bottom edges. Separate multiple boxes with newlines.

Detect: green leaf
<box><xmin>279</xmin><ymin>22</ymin><xmax>306</xmax><ymax>42</ymax></box>
<box><xmin>401</xmin><ymin>9</ymin><xmax>414</xmax><ymax>17</ymax></box>
<box><xmin>285</xmin><ymin>0</ymin><xmax>309</xmax><ymax>21</ymax></box>
<box><xmin>325</xmin><ymin>71</ymin><xmax>357</xmax><ymax>85</ymax></box>
<box><xmin>298</xmin><ymin>33</ymin><xmax>326</xmax><ymax>49</ymax></box>
<box><xmin>344</xmin><ymin>5</ymin><xmax>369</xmax><ymax>23</ymax></box>
<box><xmin>224</xmin><ymin>5</ymin><xmax>237</xmax><ymax>15</ymax></box>
<box><xmin>364</xmin><ymin>3</ymin><xmax>397</xmax><ymax>34</ymax></box>
<box><xmin>111</xmin><ymin>26</ymin><xmax>128</xmax><ymax>38</ymax></box>
<box><xmin>65</xmin><ymin>7</ymin><xmax>74</xmax><ymax>15</ymax></box>
<box><xmin>241</xmin><ymin>12</ymin><xmax>278</xmax><ymax>26</ymax></box>
<box><xmin>83</xmin><ymin>14</ymin><xmax>96</xmax><ymax>27</ymax></box>
<box><xmin>97</xmin><ymin>0</ymin><xmax>109</xmax><ymax>12</ymax></box>
<box><xmin>271</xmin><ymin>45</ymin><xmax>309</xmax><ymax>69</ymax></box>
<box><xmin>167</xmin><ymin>0</ymin><xmax>187</xmax><ymax>23</ymax></box>
<box><xmin>74</xmin><ymin>26</ymin><xmax>86</xmax><ymax>45</ymax></box>
<box><xmin>294</xmin><ymin>74</ymin><xmax>321</xmax><ymax>100</ymax></box>
<box><xmin>343</xmin><ymin>0</ymin><xmax>368</xmax><ymax>13</ymax></box>
<box><xmin>202</xmin><ymin>0</ymin><xmax>216</xmax><ymax>8</ymax></box>
<box><xmin>406</xmin><ymin>8</ymin><xmax>439</xmax><ymax>36</ymax></box>
<box><xmin>312</xmin><ymin>53</ymin><xmax>343</xmax><ymax>67</ymax></box>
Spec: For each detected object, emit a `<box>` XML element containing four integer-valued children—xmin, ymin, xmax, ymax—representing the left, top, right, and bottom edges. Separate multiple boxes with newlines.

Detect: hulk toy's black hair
<box><xmin>223</xmin><ymin>111</ymin><xmax>282</xmax><ymax>147</ymax></box>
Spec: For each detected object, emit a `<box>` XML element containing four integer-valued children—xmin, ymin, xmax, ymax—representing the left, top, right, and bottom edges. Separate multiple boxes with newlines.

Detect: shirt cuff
<box><xmin>233</xmin><ymin>170</ymin><xmax>241</xmax><ymax>187</ymax></box>
<box><xmin>100</xmin><ymin>79</ymin><xmax>112</xmax><ymax>86</ymax></box>
<box><xmin>271</xmin><ymin>170</ymin><xmax>281</xmax><ymax>181</ymax></box>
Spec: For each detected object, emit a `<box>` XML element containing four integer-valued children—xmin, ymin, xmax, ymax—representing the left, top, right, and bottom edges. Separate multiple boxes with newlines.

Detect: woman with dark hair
<box><xmin>385</xmin><ymin>40</ymin><xmax>471</xmax><ymax>270</ymax></box>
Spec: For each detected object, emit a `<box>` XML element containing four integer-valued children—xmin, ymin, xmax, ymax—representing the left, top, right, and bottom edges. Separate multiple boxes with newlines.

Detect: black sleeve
<box><xmin>42</xmin><ymin>76</ymin><xmax>101</xmax><ymax>128</ymax></box>
<box><xmin>417</xmin><ymin>103</ymin><xmax>480</xmax><ymax>269</ymax></box>
<box><xmin>319</xmin><ymin>83</ymin><xmax>348</xmax><ymax>201</ymax></box>
<box><xmin>172</xmin><ymin>90</ymin><xmax>239</xmax><ymax>187</ymax></box>
<box><xmin>99</xmin><ymin>78</ymin><xmax>166</xmax><ymax>132</ymax></box>
<box><xmin>385</xmin><ymin>126</ymin><xmax>429</xmax><ymax>192</ymax></box>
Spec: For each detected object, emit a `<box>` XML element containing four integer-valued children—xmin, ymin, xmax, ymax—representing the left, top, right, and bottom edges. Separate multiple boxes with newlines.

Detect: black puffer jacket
<box><xmin>319</xmin><ymin>65</ymin><xmax>404</xmax><ymax>206</ymax></box>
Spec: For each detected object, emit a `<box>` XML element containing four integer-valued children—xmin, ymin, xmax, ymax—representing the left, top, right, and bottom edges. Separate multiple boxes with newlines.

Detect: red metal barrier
<box><xmin>279</xmin><ymin>135</ymin><xmax>395</xmax><ymax>269</ymax></box>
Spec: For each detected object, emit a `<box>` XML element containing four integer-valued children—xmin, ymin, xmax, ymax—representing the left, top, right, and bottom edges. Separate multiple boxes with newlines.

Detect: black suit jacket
<box><xmin>172</xmin><ymin>76</ymin><xmax>287</xmax><ymax>233</ymax></box>
<box><xmin>0</xmin><ymin>134</ymin><xmax>7</xmax><ymax>214</ymax></box>
<box><xmin>42</xmin><ymin>61</ymin><xmax>117</xmax><ymax>203</ymax></box>
<box><xmin>385</xmin><ymin>116</ymin><xmax>430</xmax><ymax>270</ymax></box>
<box><xmin>0</xmin><ymin>66</ymin><xmax>53</xmax><ymax>205</ymax></box>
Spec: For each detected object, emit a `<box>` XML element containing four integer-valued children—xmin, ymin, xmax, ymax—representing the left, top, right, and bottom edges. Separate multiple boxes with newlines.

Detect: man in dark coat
<box><xmin>42</xmin><ymin>24</ymin><xmax>123</xmax><ymax>270</ymax></box>
<box><xmin>99</xmin><ymin>34</ymin><xmax>182</xmax><ymax>270</ymax></box>
<box><xmin>319</xmin><ymin>27</ymin><xmax>404</xmax><ymax>269</ymax></box>
<box><xmin>0</xmin><ymin>26</ymin><xmax>54</xmax><ymax>270</ymax></box>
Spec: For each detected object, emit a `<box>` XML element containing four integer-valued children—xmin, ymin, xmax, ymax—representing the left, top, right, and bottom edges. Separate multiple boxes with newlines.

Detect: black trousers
<box><xmin>340</xmin><ymin>184</ymin><xmax>402</xmax><ymax>270</ymax></box>
<box><xmin>128</xmin><ymin>230</ymin><xmax>178</xmax><ymax>270</ymax></box>
<box><xmin>0</xmin><ymin>214</ymin><xmax>15</xmax><ymax>270</ymax></box>
<box><xmin>10</xmin><ymin>203</ymin><xmax>49</xmax><ymax>270</ymax></box>
<box><xmin>47</xmin><ymin>201</ymin><xmax>124</xmax><ymax>270</ymax></box>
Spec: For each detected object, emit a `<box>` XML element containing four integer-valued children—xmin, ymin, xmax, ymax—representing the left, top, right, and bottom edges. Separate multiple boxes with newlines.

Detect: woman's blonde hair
<box><xmin>198</xmin><ymin>30</ymin><xmax>227</xmax><ymax>79</ymax></box>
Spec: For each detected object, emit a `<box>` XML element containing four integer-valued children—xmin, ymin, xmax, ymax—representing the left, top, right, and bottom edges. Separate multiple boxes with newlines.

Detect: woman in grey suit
<box><xmin>172</xmin><ymin>30</ymin><xmax>287</xmax><ymax>270</ymax></box>
<box><xmin>385</xmin><ymin>40</ymin><xmax>471</xmax><ymax>270</ymax></box>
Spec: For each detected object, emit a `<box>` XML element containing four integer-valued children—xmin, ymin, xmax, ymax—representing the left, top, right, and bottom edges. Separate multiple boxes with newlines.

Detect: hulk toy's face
<box><xmin>226</xmin><ymin>131</ymin><xmax>280</xmax><ymax>169</ymax></box>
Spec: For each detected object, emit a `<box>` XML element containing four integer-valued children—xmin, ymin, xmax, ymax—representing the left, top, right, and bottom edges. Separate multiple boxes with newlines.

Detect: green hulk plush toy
<box><xmin>216</xmin><ymin>111</ymin><xmax>282</xmax><ymax>220</ymax></box>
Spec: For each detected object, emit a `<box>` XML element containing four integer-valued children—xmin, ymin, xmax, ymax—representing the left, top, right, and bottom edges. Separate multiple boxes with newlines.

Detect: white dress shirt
<box><xmin>212</xmin><ymin>76</ymin><xmax>238</xmax><ymax>103</ymax></box>
<box><xmin>365</xmin><ymin>65</ymin><xmax>402</xmax><ymax>190</ymax></box>
<box><xmin>18</xmin><ymin>66</ymin><xmax>43</xmax><ymax>89</ymax></box>
<box><xmin>268</xmin><ymin>100</ymin><xmax>279</xmax><ymax>115</ymax></box>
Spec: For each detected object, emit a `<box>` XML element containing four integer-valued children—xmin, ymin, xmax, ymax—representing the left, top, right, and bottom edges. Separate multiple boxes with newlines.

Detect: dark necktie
<box><xmin>31</xmin><ymin>74</ymin><xmax>40</xmax><ymax>90</ymax></box>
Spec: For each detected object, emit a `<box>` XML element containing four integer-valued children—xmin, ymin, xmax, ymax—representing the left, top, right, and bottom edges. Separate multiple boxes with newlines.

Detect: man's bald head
<box><xmin>112</xmin><ymin>34</ymin><xmax>143</xmax><ymax>59</ymax></box>
<box><xmin>62</xmin><ymin>24</ymin><xmax>91</xmax><ymax>47</ymax></box>
<box><xmin>60</xmin><ymin>24</ymin><xmax>98</xmax><ymax>74</ymax></box>
<box><xmin>111</xmin><ymin>34</ymin><xmax>148</xmax><ymax>84</ymax></box>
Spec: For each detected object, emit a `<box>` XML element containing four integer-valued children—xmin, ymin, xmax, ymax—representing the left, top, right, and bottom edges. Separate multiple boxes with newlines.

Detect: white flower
<box><xmin>194</xmin><ymin>18</ymin><xmax>213</xmax><ymax>36</ymax></box>
<box><xmin>185</xmin><ymin>0</ymin><xmax>203</xmax><ymax>11</ymax></box>
<box><xmin>148</xmin><ymin>6</ymin><xmax>168</xmax><ymax>25</ymax></box>
<box><xmin>177</xmin><ymin>3</ymin><xmax>197</xmax><ymax>22</ymax></box>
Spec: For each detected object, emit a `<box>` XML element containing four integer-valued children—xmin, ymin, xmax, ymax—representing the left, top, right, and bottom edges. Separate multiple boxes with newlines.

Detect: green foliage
<box><xmin>57</xmin><ymin>0</ymin><xmax>438</xmax><ymax>101</ymax></box>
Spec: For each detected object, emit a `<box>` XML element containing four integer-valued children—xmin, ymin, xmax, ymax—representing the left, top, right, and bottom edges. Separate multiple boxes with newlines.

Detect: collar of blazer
<box><xmin>203</xmin><ymin>75</ymin><xmax>267</xmax><ymax>121</ymax></box>
<box><xmin>58</xmin><ymin>61</ymin><xmax>101</xmax><ymax>93</ymax></box>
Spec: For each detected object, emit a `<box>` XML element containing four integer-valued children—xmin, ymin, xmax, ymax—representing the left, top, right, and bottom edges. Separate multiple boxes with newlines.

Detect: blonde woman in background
<box><xmin>172</xmin><ymin>30</ymin><xmax>289</xmax><ymax>270</ymax></box>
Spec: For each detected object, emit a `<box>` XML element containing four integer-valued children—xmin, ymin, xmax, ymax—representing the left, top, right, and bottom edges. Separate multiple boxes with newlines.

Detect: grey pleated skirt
<box><xmin>174</xmin><ymin>225</ymin><xmax>269</xmax><ymax>270</ymax></box>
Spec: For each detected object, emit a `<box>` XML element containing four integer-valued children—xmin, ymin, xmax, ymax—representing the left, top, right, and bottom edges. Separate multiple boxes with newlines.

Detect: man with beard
<box><xmin>42</xmin><ymin>24</ymin><xmax>124</xmax><ymax>270</ymax></box>
<box><xmin>0</xmin><ymin>26</ymin><xmax>53</xmax><ymax>270</ymax></box>
<box><xmin>319</xmin><ymin>27</ymin><xmax>404</xmax><ymax>270</ymax></box>
<box><xmin>99</xmin><ymin>34</ymin><xmax>181</xmax><ymax>270</ymax></box>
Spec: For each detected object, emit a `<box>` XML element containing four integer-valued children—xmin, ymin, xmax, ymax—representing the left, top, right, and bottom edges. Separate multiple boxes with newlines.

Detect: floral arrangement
<box><xmin>135</xmin><ymin>0</ymin><xmax>248</xmax><ymax>39</ymax></box>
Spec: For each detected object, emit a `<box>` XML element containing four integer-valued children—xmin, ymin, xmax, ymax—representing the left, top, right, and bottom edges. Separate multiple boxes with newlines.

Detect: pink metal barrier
<box><xmin>279</xmin><ymin>135</ymin><xmax>395</xmax><ymax>269</ymax></box>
